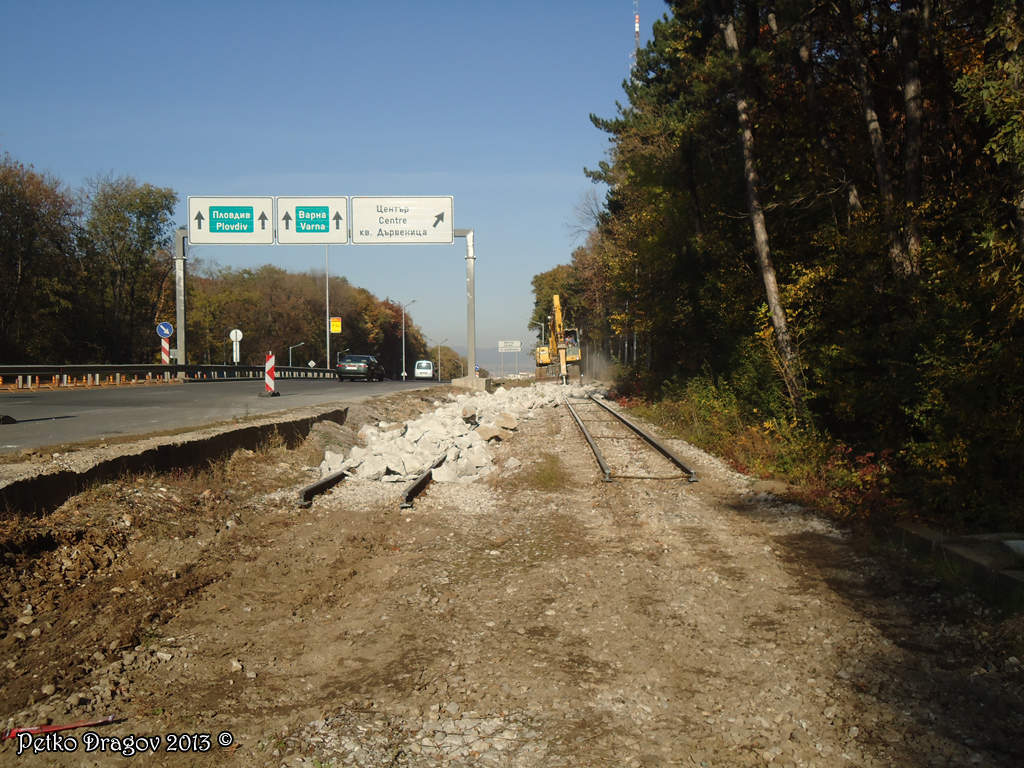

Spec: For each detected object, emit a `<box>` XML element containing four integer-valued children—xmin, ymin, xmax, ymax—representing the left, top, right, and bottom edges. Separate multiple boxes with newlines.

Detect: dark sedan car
<box><xmin>336</xmin><ymin>354</ymin><xmax>385</xmax><ymax>382</ymax></box>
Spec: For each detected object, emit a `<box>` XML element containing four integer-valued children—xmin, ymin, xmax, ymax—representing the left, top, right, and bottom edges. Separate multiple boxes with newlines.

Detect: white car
<box><xmin>414</xmin><ymin>360</ymin><xmax>434</xmax><ymax>380</ymax></box>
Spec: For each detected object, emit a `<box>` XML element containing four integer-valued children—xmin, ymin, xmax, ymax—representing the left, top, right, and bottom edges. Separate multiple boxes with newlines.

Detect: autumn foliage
<box><xmin>0</xmin><ymin>154</ymin><xmax>436</xmax><ymax>378</ymax></box>
<box><xmin>534</xmin><ymin>1</ymin><xmax>1024</xmax><ymax>531</ymax></box>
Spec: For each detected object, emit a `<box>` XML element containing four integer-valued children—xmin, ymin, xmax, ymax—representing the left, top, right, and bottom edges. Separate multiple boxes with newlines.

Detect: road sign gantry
<box><xmin>187</xmin><ymin>196</ymin><xmax>452</xmax><ymax>246</ymax></box>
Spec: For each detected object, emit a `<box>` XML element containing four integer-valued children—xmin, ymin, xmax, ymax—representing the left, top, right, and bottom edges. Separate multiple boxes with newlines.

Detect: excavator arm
<box><xmin>534</xmin><ymin>294</ymin><xmax>582</xmax><ymax>383</ymax></box>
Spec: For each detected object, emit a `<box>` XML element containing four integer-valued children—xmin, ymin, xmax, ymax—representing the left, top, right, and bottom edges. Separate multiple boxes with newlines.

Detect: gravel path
<box><xmin>1</xmin><ymin>387</ymin><xmax>1021</xmax><ymax>767</ymax></box>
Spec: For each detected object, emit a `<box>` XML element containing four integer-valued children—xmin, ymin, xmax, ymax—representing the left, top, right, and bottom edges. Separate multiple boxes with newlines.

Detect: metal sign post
<box><xmin>498</xmin><ymin>341</ymin><xmax>521</xmax><ymax>379</ymax></box>
<box><xmin>157</xmin><ymin>322</ymin><xmax>173</xmax><ymax>365</ymax></box>
<box><xmin>325</xmin><ymin>245</ymin><xmax>330</xmax><ymax>370</ymax></box>
<box><xmin>174</xmin><ymin>229</ymin><xmax>187</xmax><ymax>366</ymax></box>
<box><xmin>456</xmin><ymin>229</ymin><xmax>475</xmax><ymax>380</ymax></box>
<box><xmin>229</xmin><ymin>329</ymin><xmax>243</xmax><ymax>364</ymax></box>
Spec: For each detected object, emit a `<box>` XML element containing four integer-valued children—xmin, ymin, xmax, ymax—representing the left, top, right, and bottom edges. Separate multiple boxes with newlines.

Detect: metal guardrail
<box><xmin>0</xmin><ymin>364</ymin><xmax>337</xmax><ymax>391</ymax></box>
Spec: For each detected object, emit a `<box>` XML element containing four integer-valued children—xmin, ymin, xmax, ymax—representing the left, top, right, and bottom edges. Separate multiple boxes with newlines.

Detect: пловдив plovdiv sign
<box><xmin>188</xmin><ymin>197</ymin><xmax>275</xmax><ymax>245</ymax></box>
<box><xmin>187</xmin><ymin>196</ymin><xmax>453</xmax><ymax>246</ymax></box>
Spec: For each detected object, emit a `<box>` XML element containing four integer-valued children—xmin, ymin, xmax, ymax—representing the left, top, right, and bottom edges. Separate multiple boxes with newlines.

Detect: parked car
<box><xmin>336</xmin><ymin>354</ymin><xmax>385</xmax><ymax>381</ymax></box>
<box><xmin>413</xmin><ymin>360</ymin><xmax>435</xmax><ymax>380</ymax></box>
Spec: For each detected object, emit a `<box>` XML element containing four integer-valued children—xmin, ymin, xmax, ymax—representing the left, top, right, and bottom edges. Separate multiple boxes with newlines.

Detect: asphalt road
<box><xmin>0</xmin><ymin>378</ymin><xmax>440</xmax><ymax>454</ymax></box>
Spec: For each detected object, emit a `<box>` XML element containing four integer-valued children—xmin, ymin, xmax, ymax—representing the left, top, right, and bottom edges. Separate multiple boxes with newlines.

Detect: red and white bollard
<box><xmin>260</xmin><ymin>352</ymin><xmax>280</xmax><ymax>397</ymax></box>
<box><xmin>161</xmin><ymin>338</ymin><xmax>170</xmax><ymax>365</ymax></box>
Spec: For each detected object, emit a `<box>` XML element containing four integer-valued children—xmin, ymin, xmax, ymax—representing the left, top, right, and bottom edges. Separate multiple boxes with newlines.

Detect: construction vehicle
<box><xmin>534</xmin><ymin>294</ymin><xmax>582</xmax><ymax>383</ymax></box>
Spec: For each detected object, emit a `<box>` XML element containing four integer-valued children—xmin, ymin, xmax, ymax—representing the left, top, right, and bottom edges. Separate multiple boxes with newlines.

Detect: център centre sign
<box><xmin>350</xmin><ymin>196</ymin><xmax>454</xmax><ymax>245</ymax></box>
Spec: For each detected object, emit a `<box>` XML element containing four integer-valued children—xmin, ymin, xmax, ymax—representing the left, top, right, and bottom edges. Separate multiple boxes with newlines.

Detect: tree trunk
<box><xmin>901</xmin><ymin>0</ymin><xmax>924</xmax><ymax>273</ymax></box>
<box><xmin>796</xmin><ymin>22</ymin><xmax>862</xmax><ymax>229</ymax></box>
<box><xmin>836</xmin><ymin>0</ymin><xmax>916</xmax><ymax>278</ymax></box>
<box><xmin>709</xmin><ymin>0</ymin><xmax>806</xmax><ymax>417</ymax></box>
<box><xmin>682</xmin><ymin>142</ymin><xmax>705</xmax><ymax>237</ymax></box>
<box><xmin>1013</xmin><ymin>167</ymin><xmax>1024</xmax><ymax>258</ymax></box>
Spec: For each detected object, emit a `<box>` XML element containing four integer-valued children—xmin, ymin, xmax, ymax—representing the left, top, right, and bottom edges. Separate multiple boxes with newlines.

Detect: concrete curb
<box><xmin>0</xmin><ymin>406</ymin><xmax>348</xmax><ymax>520</ymax></box>
<box><xmin>451</xmin><ymin>376</ymin><xmax>493</xmax><ymax>393</ymax></box>
<box><xmin>892</xmin><ymin>522</ymin><xmax>1024</xmax><ymax>597</ymax></box>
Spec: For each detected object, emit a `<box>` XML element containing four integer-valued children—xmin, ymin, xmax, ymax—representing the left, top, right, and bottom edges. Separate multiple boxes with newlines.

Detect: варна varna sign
<box><xmin>187</xmin><ymin>196</ymin><xmax>453</xmax><ymax>245</ymax></box>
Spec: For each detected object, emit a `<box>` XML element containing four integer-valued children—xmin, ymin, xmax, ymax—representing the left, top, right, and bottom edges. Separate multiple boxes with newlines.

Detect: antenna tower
<box><xmin>630</xmin><ymin>1</ymin><xmax>640</xmax><ymax>71</ymax></box>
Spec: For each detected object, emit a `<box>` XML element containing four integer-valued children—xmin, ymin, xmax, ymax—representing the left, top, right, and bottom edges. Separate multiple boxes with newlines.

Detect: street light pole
<box><xmin>455</xmin><ymin>229</ymin><xmax>475</xmax><ymax>378</ymax></box>
<box><xmin>528</xmin><ymin>318</ymin><xmax>551</xmax><ymax>350</ymax></box>
<box><xmin>325</xmin><ymin>245</ymin><xmax>330</xmax><ymax>370</ymax></box>
<box><xmin>174</xmin><ymin>228</ymin><xmax>187</xmax><ymax>367</ymax></box>
<box><xmin>436</xmin><ymin>338</ymin><xmax>447</xmax><ymax>381</ymax></box>
<box><xmin>401</xmin><ymin>299</ymin><xmax>416</xmax><ymax>380</ymax></box>
<box><xmin>288</xmin><ymin>342</ymin><xmax>305</xmax><ymax>368</ymax></box>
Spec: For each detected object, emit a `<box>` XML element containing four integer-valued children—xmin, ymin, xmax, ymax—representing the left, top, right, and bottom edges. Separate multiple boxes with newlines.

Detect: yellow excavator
<box><xmin>534</xmin><ymin>294</ymin><xmax>582</xmax><ymax>383</ymax></box>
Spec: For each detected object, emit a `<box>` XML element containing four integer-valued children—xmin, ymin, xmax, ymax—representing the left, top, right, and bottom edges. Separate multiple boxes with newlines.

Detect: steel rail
<box><xmin>583</xmin><ymin>394</ymin><xmax>698</xmax><ymax>482</ymax></box>
<box><xmin>563</xmin><ymin>397</ymin><xmax>614</xmax><ymax>482</ymax></box>
<box><xmin>400</xmin><ymin>451</ymin><xmax>450</xmax><ymax>509</ymax></box>
<box><xmin>299</xmin><ymin>450</ymin><xmax>451</xmax><ymax>510</ymax></box>
<box><xmin>297</xmin><ymin>468</ymin><xmax>351</xmax><ymax>508</ymax></box>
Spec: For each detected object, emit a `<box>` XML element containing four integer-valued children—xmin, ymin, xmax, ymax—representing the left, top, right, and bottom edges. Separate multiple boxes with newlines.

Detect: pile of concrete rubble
<box><xmin>319</xmin><ymin>382</ymin><xmax>595</xmax><ymax>484</ymax></box>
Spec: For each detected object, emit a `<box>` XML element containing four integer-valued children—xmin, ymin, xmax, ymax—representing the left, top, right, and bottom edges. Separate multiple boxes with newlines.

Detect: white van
<box><xmin>414</xmin><ymin>360</ymin><xmax>435</xmax><ymax>380</ymax></box>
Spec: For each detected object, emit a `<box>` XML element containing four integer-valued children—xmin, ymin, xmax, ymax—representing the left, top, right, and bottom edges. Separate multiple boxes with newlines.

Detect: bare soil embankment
<box><xmin>0</xmin><ymin>386</ymin><xmax>1021</xmax><ymax>767</ymax></box>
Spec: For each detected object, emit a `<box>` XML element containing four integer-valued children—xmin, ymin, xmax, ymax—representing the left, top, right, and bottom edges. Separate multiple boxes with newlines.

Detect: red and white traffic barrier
<box><xmin>260</xmin><ymin>352</ymin><xmax>280</xmax><ymax>397</ymax></box>
<box><xmin>161</xmin><ymin>338</ymin><xmax>170</xmax><ymax>365</ymax></box>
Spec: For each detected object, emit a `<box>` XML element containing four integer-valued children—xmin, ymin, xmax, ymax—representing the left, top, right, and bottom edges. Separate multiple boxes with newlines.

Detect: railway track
<box><xmin>564</xmin><ymin>394</ymin><xmax>698</xmax><ymax>483</ymax></box>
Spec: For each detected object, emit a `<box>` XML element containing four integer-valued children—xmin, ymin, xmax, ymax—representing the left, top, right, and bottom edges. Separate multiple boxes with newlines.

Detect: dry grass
<box><xmin>518</xmin><ymin>451</ymin><xmax>570</xmax><ymax>491</ymax></box>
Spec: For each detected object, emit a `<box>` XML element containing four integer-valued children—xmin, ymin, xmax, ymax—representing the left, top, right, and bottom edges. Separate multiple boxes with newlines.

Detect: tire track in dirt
<box><xmin>1</xmin><ymin>388</ymin><xmax>1021</xmax><ymax>767</ymax></box>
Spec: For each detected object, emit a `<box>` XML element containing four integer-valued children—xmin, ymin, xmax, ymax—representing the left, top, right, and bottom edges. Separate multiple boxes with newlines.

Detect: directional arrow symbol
<box><xmin>259</xmin><ymin>212</ymin><xmax>269</xmax><ymax>230</ymax></box>
<box><xmin>194</xmin><ymin>211</ymin><xmax>205</xmax><ymax>230</ymax></box>
<box><xmin>333</xmin><ymin>212</ymin><xmax>343</xmax><ymax>230</ymax></box>
<box><xmin>282</xmin><ymin>212</ymin><xmax>292</xmax><ymax>230</ymax></box>
<box><xmin>433</xmin><ymin>212</ymin><xmax>444</xmax><ymax>228</ymax></box>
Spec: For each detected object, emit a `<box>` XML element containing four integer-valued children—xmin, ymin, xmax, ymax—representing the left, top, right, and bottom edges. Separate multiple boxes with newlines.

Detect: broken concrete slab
<box><xmin>893</xmin><ymin>523</ymin><xmax>1024</xmax><ymax>596</ymax></box>
<box><xmin>493</xmin><ymin>413</ymin><xmax>519</xmax><ymax>430</ymax></box>
<box><xmin>474</xmin><ymin>425</ymin><xmax>512</xmax><ymax>442</ymax></box>
<box><xmin>317</xmin><ymin>382</ymin><xmax>598</xmax><ymax>488</ymax></box>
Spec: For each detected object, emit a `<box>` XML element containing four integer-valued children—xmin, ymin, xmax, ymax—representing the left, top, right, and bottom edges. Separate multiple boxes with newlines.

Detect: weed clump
<box><xmin>517</xmin><ymin>452</ymin><xmax>570</xmax><ymax>492</ymax></box>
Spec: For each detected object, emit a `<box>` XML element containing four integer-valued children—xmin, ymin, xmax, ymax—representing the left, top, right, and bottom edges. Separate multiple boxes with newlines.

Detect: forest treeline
<box><xmin>0</xmin><ymin>154</ymin><xmax>466</xmax><ymax>379</ymax></box>
<box><xmin>531</xmin><ymin>0</ymin><xmax>1024</xmax><ymax>530</ymax></box>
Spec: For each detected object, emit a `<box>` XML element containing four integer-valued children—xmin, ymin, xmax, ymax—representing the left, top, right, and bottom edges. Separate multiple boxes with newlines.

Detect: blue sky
<box><xmin>1</xmin><ymin>1</ymin><xmax>653</xmax><ymax>368</ymax></box>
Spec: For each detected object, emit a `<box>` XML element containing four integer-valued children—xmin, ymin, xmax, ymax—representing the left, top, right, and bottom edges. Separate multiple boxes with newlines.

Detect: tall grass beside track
<box><xmin>617</xmin><ymin>374</ymin><xmax>900</xmax><ymax>529</ymax></box>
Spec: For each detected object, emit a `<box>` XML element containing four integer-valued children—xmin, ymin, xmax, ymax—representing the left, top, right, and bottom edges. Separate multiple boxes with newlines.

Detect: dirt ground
<box><xmin>0</xmin><ymin>386</ymin><xmax>1022</xmax><ymax>767</ymax></box>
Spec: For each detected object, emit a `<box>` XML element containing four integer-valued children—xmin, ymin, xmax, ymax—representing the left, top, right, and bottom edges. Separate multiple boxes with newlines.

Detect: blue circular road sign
<box><xmin>156</xmin><ymin>322</ymin><xmax>174</xmax><ymax>339</ymax></box>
